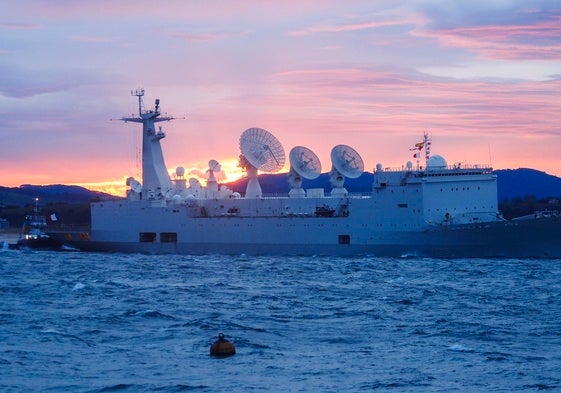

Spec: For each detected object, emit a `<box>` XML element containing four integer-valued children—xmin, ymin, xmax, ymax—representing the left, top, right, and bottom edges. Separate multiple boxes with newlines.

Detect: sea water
<box><xmin>1</xmin><ymin>248</ymin><xmax>560</xmax><ymax>392</ymax></box>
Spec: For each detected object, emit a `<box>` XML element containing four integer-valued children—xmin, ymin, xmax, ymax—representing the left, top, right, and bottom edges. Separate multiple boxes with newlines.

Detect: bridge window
<box><xmin>338</xmin><ymin>234</ymin><xmax>351</xmax><ymax>245</ymax></box>
<box><xmin>160</xmin><ymin>232</ymin><xmax>177</xmax><ymax>243</ymax></box>
<box><xmin>139</xmin><ymin>232</ymin><xmax>157</xmax><ymax>242</ymax></box>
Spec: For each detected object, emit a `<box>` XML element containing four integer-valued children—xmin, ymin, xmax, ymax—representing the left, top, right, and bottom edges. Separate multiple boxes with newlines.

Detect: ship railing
<box><xmin>374</xmin><ymin>163</ymin><xmax>493</xmax><ymax>173</ymax></box>
<box><xmin>259</xmin><ymin>192</ymin><xmax>372</xmax><ymax>198</ymax></box>
<box><xmin>260</xmin><ymin>193</ymin><xmax>290</xmax><ymax>198</ymax></box>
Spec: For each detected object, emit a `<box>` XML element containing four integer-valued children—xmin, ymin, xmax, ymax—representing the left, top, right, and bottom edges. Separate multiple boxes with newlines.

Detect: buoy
<box><xmin>210</xmin><ymin>333</ymin><xmax>236</xmax><ymax>357</ymax></box>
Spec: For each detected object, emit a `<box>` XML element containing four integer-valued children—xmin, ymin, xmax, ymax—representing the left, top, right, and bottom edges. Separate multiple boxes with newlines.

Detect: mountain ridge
<box><xmin>0</xmin><ymin>184</ymin><xmax>118</xmax><ymax>207</ymax></box>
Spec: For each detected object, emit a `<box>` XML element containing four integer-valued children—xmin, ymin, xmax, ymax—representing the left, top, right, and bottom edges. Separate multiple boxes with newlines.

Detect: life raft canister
<box><xmin>210</xmin><ymin>333</ymin><xmax>236</xmax><ymax>357</ymax></box>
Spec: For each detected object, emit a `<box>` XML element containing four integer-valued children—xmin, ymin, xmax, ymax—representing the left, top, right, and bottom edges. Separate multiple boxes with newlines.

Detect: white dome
<box><xmin>427</xmin><ymin>155</ymin><xmax>447</xmax><ymax>170</ymax></box>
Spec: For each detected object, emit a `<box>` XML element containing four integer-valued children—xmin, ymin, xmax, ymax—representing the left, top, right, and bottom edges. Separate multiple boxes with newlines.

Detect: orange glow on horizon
<box><xmin>73</xmin><ymin>158</ymin><xmax>247</xmax><ymax>197</ymax></box>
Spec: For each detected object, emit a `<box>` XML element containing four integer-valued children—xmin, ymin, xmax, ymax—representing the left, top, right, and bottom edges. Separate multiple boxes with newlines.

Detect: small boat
<box><xmin>16</xmin><ymin>198</ymin><xmax>62</xmax><ymax>250</ymax></box>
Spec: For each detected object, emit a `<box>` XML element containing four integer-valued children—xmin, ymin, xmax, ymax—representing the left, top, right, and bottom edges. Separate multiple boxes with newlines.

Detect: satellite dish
<box><xmin>239</xmin><ymin>127</ymin><xmax>285</xmax><ymax>172</ymax></box>
<box><xmin>208</xmin><ymin>159</ymin><xmax>221</xmax><ymax>174</ymax></box>
<box><xmin>189</xmin><ymin>178</ymin><xmax>202</xmax><ymax>189</ymax></box>
<box><xmin>126</xmin><ymin>177</ymin><xmax>142</xmax><ymax>193</ymax></box>
<box><xmin>330</xmin><ymin>144</ymin><xmax>364</xmax><ymax>179</ymax></box>
<box><xmin>207</xmin><ymin>159</ymin><xmax>221</xmax><ymax>181</ymax></box>
<box><xmin>206</xmin><ymin>159</ymin><xmax>221</xmax><ymax>191</ymax></box>
<box><xmin>239</xmin><ymin>127</ymin><xmax>285</xmax><ymax>198</ymax></box>
<box><xmin>289</xmin><ymin>146</ymin><xmax>321</xmax><ymax>180</ymax></box>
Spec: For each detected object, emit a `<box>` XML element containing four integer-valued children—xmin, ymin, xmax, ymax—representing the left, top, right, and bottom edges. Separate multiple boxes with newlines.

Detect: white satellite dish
<box><xmin>207</xmin><ymin>159</ymin><xmax>222</xmax><ymax>181</ymax></box>
<box><xmin>239</xmin><ymin>127</ymin><xmax>285</xmax><ymax>197</ymax></box>
<box><xmin>239</xmin><ymin>128</ymin><xmax>285</xmax><ymax>172</ymax></box>
<box><xmin>330</xmin><ymin>144</ymin><xmax>364</xmax><ymax>179</ymax></box>
<box><xmin>126</xmin><ymin>177</ymin><xmax>142</xmax><ymax>193</ymax></box>
<box><xmin>208</xmin><ymin>159</ymin><xmax>221</xmax><ymax>173</ymax></box>
<box><xmin>206</xmin><ymin>159</ymin><xmax>221</xmax><ymax>191</ymax></box>
<box><xmin>288</xmin><ymin>146</ymin><xmax>321</xmax><ymax>198</ymax></box>
<box><xmin>189</xmin><ymin>178</ymin><xmax>202</xmax><ymax>189</ymax></box>
<box><xmin>289</xmin><ymin>146</ymin><xmax>321</xmax><ymax>180</ymax></box>
<box><xmin>330</xmin><ymin>145</ymin><xmax>364</xmax><ymax>196</ymax></box>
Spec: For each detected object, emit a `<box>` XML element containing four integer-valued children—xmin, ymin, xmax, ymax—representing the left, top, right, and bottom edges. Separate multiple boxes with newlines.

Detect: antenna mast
<box><xmin>122</xmin><ymin>89</ymin><xmax>174</xmax><ymax>196</ymax></box>
<box><xmin>423</xmin><ymin>132</ymin><xmax>432</xmax><ymax>165</ymax></box>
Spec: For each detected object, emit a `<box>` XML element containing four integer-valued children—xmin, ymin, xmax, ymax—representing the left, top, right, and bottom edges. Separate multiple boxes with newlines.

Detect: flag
<box><xmin>48</xmin><ymin>213</ymin><xmax>58</xmax><ymax>222</ymax></box>
<box><xmin>409</xmin><ymin>142</ymin><xmax>424</xmax><ymax>151</ymax></box>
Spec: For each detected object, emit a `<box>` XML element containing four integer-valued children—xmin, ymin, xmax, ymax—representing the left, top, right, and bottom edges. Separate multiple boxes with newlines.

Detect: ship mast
<box><xmin>121</xmin><ymin>89</ymin><xmax>174</xmax><ymax>198</ymax></box>
<box><xmin>423</xmin><ymin>132</ymin><xmax>432</xmax><ymax>165</ymax></box>
<box><xmin>411</xmin><ymin>132</ymin><xmax>432</xmax><ymax>170</ymax></box>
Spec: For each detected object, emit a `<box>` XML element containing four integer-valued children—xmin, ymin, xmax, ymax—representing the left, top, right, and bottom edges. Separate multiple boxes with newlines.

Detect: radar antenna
<box><xmin>172</xmin><ymin>166</ymin><xmax>186</xmax><ymax>190</ymax></box>
<box><xmin>288</xmin><ymin>146</ymin><xmax>322</xmax><ymax>198</ymax></box>
<box><xmin>330</xmin><ymin>144</ymin><xmax>364</xmax><ymax>197</ymax></box>
<box><xmin>131</xmin><ymin>88</ymin><xmax>145</xmax><ymax>116</ymax></box>
<box><xmin>239</xmin><ymin>127</ymin><xmax>285</xmax><ymax>198</ymax></box>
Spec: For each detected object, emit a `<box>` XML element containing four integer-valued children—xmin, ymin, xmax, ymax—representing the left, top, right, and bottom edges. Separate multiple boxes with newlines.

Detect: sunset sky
<box><xmin>2</xmin><ymin>1</ymin><xmax>561</xmax><ymax>195</ymax></box>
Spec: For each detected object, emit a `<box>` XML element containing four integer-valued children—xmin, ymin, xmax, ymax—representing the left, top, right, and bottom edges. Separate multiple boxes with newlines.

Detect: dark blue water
<box><xmin>1</xmin><ymin>248</ymin><xmax>560</xmax><ymax>392</ymax></box>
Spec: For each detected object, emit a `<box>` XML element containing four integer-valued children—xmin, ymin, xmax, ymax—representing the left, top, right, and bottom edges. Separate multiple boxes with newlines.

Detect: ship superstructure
<box><xmin>53</xmin><ymin>91</ymin><xmax>561</xmax><ymax>257</ymax></box>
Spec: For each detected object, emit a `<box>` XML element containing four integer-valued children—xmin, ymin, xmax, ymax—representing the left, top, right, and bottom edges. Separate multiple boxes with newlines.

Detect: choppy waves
<box><xmin>1</xmin><ymin>251</ymin><xmax>560</xmax><ymax>392</ymax></box>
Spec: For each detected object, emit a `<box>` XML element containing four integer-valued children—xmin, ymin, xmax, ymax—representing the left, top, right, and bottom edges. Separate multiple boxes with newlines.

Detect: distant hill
<box><xmin>0</xmin><ymin>185</ymin><xmax>120</xmax><ymax>228</ymax></box>
<box><xmin>227</xmin><ymin>172</ymin><xmax>375</xmax><ymax>195</ymax></box>
<box><xmin>495</xmin><ymin>168</ymin><xmax>561</xmax><ymax>202</ymax></box>
<box><xmin>0</xmin><ymin>184</ymin><xmax>118</xmax><ymax>207</ymax></box>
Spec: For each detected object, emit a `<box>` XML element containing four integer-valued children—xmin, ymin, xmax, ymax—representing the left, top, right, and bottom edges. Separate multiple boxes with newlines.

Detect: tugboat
<box><xmin>17</xmin><ymin>198</ymin><xmax>62</xmax><ymax>250</ymax></box>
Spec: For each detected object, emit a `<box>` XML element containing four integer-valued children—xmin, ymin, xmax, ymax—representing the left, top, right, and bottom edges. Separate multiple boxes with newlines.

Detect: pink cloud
<box><xmin>268</xmin><ymin>67</ymin><xmax>561</xmax><ymax>137</ymax></box>
<box><xmin>151</xmin><ymin>67</ymin><xmax>561</xmax><ymax>184</ymax></box>
<box><xmin>416</xmin><ymin>16</ymin><xmax>561</xmax><ymax>60</ymax></box>
<box><xmin>288</xmin><ymin>18</ymin><xmax>421</xmax><ymax>36</ymax></box>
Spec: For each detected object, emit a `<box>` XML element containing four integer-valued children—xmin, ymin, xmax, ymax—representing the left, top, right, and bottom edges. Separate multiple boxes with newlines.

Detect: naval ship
<box><xmin>52</xmin><ymin>90</ymin><xmax>561</xmax><ymax>257</ymax></box>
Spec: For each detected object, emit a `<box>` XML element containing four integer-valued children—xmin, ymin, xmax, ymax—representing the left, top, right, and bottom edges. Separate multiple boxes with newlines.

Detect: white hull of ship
<box><xmin>53</xmin><ymin>201</ymin><xmax>561</xmax><ymax>258</ymax></box>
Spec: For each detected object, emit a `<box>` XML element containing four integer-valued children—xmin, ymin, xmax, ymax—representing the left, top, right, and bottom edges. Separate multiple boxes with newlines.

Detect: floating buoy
<box><xmin>210</xmin><ymin>333</ymin><xmax>236</xmax><ymax>357</ymax></box>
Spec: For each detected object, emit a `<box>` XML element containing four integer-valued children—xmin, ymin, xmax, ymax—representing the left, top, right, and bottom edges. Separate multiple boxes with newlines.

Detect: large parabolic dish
<box><xmin>239</xmin><ymin>128</ymin><xmax>285</xmax><ymax>172</ymax></box>
<box><xmin>289</xmin><ymin>146</ymin><xmax>322</xmax><ymax>179</ymax></box>
<box><xmin>330</xmin><ymin>144</ymin><xmax>364</xmax><ymax>179</ymax></box>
